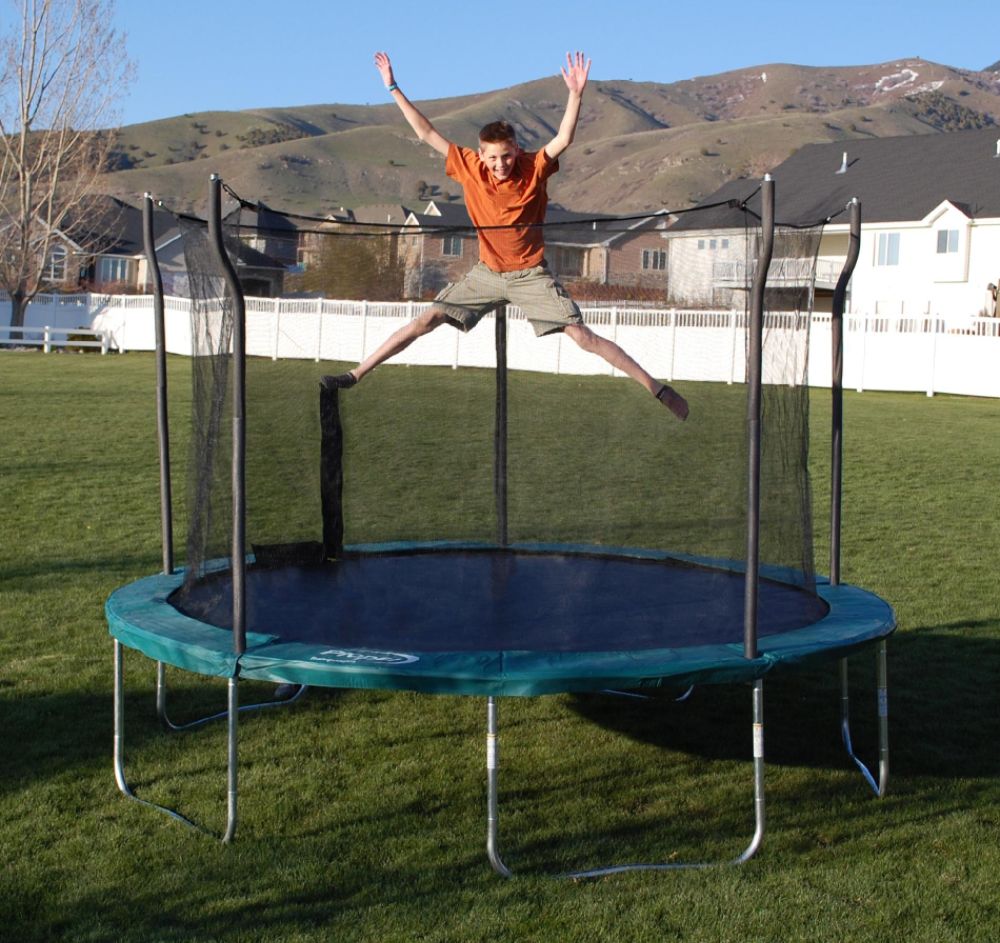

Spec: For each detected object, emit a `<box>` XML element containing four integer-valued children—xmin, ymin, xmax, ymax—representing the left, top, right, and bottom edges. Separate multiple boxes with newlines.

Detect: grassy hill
<box><xmin>101</xmin><ymin>57</ymin><xmax>1000</xmax><ymax>215</ymax></box>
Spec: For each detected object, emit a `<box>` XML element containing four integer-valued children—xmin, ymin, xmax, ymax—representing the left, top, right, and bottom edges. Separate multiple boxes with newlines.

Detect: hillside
<box><xmin>101</xmin><ymin>57</ymin><xmax>1000</xmax><ymax>216</ymax></box>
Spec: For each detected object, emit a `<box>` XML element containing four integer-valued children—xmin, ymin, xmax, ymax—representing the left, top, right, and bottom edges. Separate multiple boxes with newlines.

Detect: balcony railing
<box><xmin>712</xmin><ymin>258</ymin><xmax>841</xmax><ymax>289</ymax></box>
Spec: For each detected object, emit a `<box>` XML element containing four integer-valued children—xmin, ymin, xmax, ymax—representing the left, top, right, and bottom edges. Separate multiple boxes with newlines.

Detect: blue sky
<box><xmin>113</xmin><ymin>0</ymin><xmax>1000</xmax><ymax>126</ymax></box>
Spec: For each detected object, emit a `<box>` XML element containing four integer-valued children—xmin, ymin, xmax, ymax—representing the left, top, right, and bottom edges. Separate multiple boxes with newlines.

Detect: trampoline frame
<box><xmin>112</xmin><ymin>180</ymin><xmax>890</xmax><ymax>876</ymax></box>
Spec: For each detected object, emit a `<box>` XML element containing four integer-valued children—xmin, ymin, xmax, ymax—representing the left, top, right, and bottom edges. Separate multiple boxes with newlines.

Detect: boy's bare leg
<box><xmin>324</xmin><ymin>307</ymin><xmax>451</xmax><ymax>387</ymax></box>
<box><xmin>562</xmin><ymin>322</ymin><xmax>689</xmax><ymax>420</ymax></box>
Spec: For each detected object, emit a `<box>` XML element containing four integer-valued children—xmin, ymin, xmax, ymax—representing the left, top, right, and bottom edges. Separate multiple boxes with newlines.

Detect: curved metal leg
<box><xmin>600</xmin><ymin>685</ymin><xmax>695</xmax><ymax>703</ymax></box>
<box><xmin>839</xmin><ymin>640</ymin><xmax>889</xmax><ymax>796</ymax></box>
<box><xmin>485</xmin><ymin>681</ymin><xmax>766</xmax><ymax>879</ymax></box>
<box><xmin>114</xmin><ymin>641</ymin><xmax>240</xmax><ymax>840</ymax></box>
<box><xmin>223</xmin><ymin>676</ymin><xmax>239</xmax><ymax>843</ymax></box>
<box><xmin>485</xmin><ymin>697</ymin><xmax>512</xmax><ymax>877</ymax></box>
<box><xmin>156</xmin><ymin>660</ymin><xmax>307</xmax><ymax>731</ymax></box>
<box><xmin>114</xmin><ymin>640</ymin><xmax>204</xmax><ymax>832</ymax></box>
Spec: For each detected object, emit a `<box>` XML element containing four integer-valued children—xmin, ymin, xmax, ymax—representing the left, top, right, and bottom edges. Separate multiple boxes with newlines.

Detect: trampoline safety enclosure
<box><xmin>108</xmin><ymin>176</ymin><xmax>894</xmax><ymax>878</ymax></box>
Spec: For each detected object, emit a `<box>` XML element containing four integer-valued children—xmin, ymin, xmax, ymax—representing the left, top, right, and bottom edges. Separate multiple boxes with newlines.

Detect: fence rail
<box><xmin>0</xmin><ymin>323</ymin><xmax>113</xmax><ymax>354</ymax></box>
<box><xmin>3</xmin><ymin>291</ymin><xmax>1000</xmax><ymax>398</ymax></box>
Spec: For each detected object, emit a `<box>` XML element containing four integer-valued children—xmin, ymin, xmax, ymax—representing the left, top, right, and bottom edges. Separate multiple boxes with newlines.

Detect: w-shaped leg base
<box><xmin>484</xmin><ymin>682</ymin><xmax>767</xmax><ymax>879</ymax></box>
<box><xmin>113</xmin><ymin>641</ymin><xmax>240</xmax><ymax>842</ymax></box>
<box><xmin>840</xmin><ymin>640</ymin><xmax>889</xmax><ymax>796</ymax></box>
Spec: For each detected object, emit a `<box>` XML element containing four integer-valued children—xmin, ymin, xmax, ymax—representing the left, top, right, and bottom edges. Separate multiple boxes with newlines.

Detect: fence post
<box><xmin>669</xmin><ymin>309</ymin><xmax>677</xmax><ymax>382</ymax></box>
<box><xmin>610</xmin><ymin>306</ymin><xmax>619</xmax><ymax>377</ymax></box>
<box><xmin>729</xmin><ymin>308</ymin><xmax>739</xmax><ymax>384</ymax></box>
<box><xmin>856</xmin><ymin>314</ymin><xmax>868</xmax><ymax>393</ymax></box>
<box><xmin>272</xmin><ymin>298</ymin><xmax>281</xmax><ymax>361</ymax></box>
<box><xmin>43</xmin><ymin>325</ymin><xmax>51</xmax><ymax>354</ymax></box>
<box><xmin>359</xmin><ymin>300</ymin><xmax>369</xmax><ymax>363</ymax></box>
<box><xmin>926</xmin><ymin>316</ymin><xmax>939</xmax><ymax>398</ymax></box>
<box><xmin>315</xmin><ymin>298</ymin><xmax>323</xmax><ymax>363</ymax></box>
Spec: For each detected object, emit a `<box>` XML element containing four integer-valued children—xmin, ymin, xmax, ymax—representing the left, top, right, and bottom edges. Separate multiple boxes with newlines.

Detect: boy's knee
<box><xmin>414</xmin><ymin>307</ymin><xmax>448</xmax><ymax>334</ymax></box>
<box><xmin>566</xmin><ymin>323</ymin><xmax>598</xmax><ymax>351</ymax></box>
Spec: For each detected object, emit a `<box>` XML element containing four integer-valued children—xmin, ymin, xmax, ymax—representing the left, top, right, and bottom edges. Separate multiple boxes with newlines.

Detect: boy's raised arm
<box><xmin>374</xmin><ymin>51</ymin><xmax>451</xmax><ymax>157</ymax></box>
<box><xmin>544</xmin><ymin>51</ymin><xmax>592</xmax><ymax>160</ymax></box>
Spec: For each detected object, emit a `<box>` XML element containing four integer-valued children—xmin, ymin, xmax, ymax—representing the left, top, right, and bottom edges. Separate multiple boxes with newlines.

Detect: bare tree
<box><xmin>0</xmin><ymin>0</ymin><xmax>132</xmax><ymax>332</ymax></box>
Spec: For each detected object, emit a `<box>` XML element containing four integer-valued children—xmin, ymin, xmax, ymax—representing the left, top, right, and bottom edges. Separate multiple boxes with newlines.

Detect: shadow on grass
<box><xmin>0</xmin><ymin>673</ymin><xmax>330</xmax><ymax>798</ymax></box>
<box><xmin>566</xmin><ymin>620</ymin><xmax>1000</xmax><ymax>779</ymax></box>
<box><xmin>0</xmin><ymin>552</ymin><xmax>164</xmax><ymax>584</ymax></box>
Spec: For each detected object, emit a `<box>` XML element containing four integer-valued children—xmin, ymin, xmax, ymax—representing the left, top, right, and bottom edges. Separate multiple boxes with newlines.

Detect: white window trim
<box><xmin>875</xmin><ymin>232</ymin><xmax>900</xmax><ymax>267</ymax></box>
<box><xmin>442</xmin><ymin>235</ymin><xmax>463</xmax><ymax>257</ymax></box>
<box><xmin>642</xmin><ymin>248</ymin><xmax>667</xmax><ymax>271</ymax></box>
<box><xmin>46</xmin><ymin>245</ymin><xmax>67</xmax><ymax>282</ymax></box>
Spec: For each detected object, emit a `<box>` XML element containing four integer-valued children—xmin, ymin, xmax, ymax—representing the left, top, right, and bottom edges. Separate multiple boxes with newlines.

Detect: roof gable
<box><xmin>670</xmin><ymin>127</ymin><xmax>1000</xmax><ymax>231</ymax></box>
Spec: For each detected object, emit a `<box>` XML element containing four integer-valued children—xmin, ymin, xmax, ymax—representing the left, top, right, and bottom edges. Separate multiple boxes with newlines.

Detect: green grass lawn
<box><xmin>1</xmin><ymin>351</ymin><xmax>999</xmax><ymax>943</ymax></box>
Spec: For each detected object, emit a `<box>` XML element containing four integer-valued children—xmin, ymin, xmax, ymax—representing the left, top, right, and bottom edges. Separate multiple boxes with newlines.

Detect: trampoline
<box><xmin>110</xmin><ymin>177</ymin><xmax>894</xmax><ymax>878</ymax></box>
<box><xmin>109</xmin><ymin>544</ymin><xmax>890</xmax><ymax>696</ymax></box>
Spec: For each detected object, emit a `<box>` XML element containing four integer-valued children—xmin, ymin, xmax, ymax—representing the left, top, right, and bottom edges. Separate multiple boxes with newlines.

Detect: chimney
<box><xmin>836</xmin><ymin>151</ymin><xmax>848</xmax><ymax>174</ymax></box>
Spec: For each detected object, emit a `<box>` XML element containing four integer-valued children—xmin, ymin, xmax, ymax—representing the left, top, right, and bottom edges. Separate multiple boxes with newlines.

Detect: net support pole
<box><xmin>829</xmin><ymin>199</ymin><xmax>887</xmax><ymax>797</ymax></box>
<box><xmin>145</xmin><ymin>192</ymin><xmax>183</xmax><ymax>732</ymax></box>
<box><xmin>744</xmin><ymin>175</ymin><xmax>774</xmax><ymax>661</ymax></box>
<box><xmin>830</xmin><ymin>198</ymin><xmax>861</xmax><ymax>587</ymax></box>
<box><xmin>208</xmin><ymin>174</ymin><xmax>247</xmax><ymax>657</ymax></box>
<box><xmin>208</xmin><ymin>173</ymin><xmax>244</xmax><ymax>845</ymax></box>
<box><xmin>494</xmin><ymin>305</ymin><xmax>509</xmax><ymax>548</ymax></box>
<box><xmin>143</xmin><ymin>194</ymin><xmax>174</xmax><ymax>577</ymax></box>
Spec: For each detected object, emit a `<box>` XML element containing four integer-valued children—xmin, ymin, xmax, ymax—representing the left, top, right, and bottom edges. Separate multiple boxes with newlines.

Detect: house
<box><xmin>665</xmin><ymin>128</ymin><xmax>1000</xmax><ymax>315</ymax></box>
<box><xmin>36</xmin><ymin>196</ymin><xmax>177</xmax><ymax>293</ymax></box>
<box><xmin>29</xmin><ymin>195</ymin><xmax>289</xmax><ymax>298</ymax></box>
<box><xmin>398</xmin><ymin>200</ymin><xmax>673</xmax><ymax>301</ymax></box>
<box><xmin>543</xmin><ymin>207</ymin><xmax>672</xmax><ymax>300</ymax></box>
<box><xmin>399</xmin><ymin>201</ymin><xmax>479</xmax><ymax>297</ymax></box>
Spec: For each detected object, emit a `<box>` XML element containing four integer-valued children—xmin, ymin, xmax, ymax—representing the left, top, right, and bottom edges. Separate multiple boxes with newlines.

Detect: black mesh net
<box><xmin>162</xmin><ymin>185</ymin><xmax>826</xmax><ymax>640</ymax></box>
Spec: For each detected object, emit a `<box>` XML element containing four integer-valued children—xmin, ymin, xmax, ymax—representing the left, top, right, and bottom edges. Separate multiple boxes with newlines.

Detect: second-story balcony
<box><xmin>712</xmin><ymin>258</ymin><xmax>841</xmax><ymax>290</ymax></box>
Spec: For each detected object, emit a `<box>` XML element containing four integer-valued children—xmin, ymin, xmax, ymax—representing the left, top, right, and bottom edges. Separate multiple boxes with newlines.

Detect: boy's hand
<box><xmin>560</xmin><ymin>51</ymin><xmax>591</xmax><ymax>95</ymax></box>
<box><xmin>374</xmin><ymin>51</ymin><xmax>395</xmax><ymax>88</ymax></box>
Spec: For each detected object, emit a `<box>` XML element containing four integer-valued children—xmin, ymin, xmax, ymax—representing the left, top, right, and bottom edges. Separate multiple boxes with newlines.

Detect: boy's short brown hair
<box><xmin>479</xmin><ymin>120</ymin><xmax>517</xmax><ymax>145</ymax></box>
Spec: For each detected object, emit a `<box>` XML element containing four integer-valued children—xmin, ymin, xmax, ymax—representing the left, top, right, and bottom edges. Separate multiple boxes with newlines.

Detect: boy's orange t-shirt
<box><xmin>445</xmin><ymin>144</ymin><xmax>558</xmax><ymax>272</ymax></box>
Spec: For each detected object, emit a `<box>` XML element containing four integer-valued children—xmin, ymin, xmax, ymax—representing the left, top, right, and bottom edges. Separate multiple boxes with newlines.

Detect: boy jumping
<box><xmin>324</xmin><ymin>50</ymin><xmax>688</xmax><ymax>421</ymax></box>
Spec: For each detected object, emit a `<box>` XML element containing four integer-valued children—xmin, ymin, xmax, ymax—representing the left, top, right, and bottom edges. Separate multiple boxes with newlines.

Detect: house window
<box><xmin>936</xmin><ymin>229</ymin><xmax>959</xmax><ymax>254</ymax></box>
<box><xmin>442</xmin><ymin>235</ymin><xmax>463</xmax><ymax>257</ymax></box>
<box><xmin>98</xmin><ymin>257</ymin><xmax>130</xmax><ymax>284</ymax></box>
<box><xmin>45</xmin><ymin>246</ymin><xmax>67</xmax><ymax>282</ymax></box>
<box><xmin>697</xmin><ymin>239</ymin><xmax>705</xmax><ymax>250</ymax></box>
<box><xmin>642</xmin><ymin>249</ymin><xmax>667</xmax><ymax>271</ymax></box>
<box><xmin>550</xmin><ymin>246</ymin><xmax>584</xmax><ymax>277</ymax></box>
<box><xmin>876</xmin><ymin>232</ymin><xmax>900</xmax><ymax>267</ymax></box>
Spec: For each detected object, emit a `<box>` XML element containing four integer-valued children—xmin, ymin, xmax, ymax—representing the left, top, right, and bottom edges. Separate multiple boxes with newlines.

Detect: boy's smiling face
<box><xmin>478</xmin><ymin>139</ymin><xmax>519</xmax><ymax>181</ymax></box>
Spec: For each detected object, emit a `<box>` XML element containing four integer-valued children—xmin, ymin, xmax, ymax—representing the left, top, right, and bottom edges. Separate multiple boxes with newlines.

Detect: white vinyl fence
<box><xmin>4</xmin><ymin>291</ymin><xmax>1000</xmax><ymax>398</ymax></box>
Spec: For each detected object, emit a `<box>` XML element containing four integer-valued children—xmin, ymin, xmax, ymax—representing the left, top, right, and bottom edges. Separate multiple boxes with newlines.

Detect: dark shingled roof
<box><xmin>57</xmin><ymin>195</ymin><xmax>177</xmax><ymax>255</ymax></box>
<box><xmin>669</xmin><ymin>127</ymin><xmax>1000</xmax><ymax>232</ymax></box>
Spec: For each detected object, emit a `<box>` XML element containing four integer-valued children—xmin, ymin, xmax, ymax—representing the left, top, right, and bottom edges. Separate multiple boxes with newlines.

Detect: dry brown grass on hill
<box><xmin>101</xmin><ymin>57</ymin><xmax>1000</xmax><ymax>216</ymax></box>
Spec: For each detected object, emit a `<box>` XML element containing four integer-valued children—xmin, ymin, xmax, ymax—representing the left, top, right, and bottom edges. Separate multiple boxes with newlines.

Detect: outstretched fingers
<box><xmin>374</xmin><ymin>51</ymin><xmax>394</xmax><ymax>85</ymax></box>
<box><xmin>560</xmin><ymin>51</ymin><xmax>591</xmax><ymax>92</ymax></box>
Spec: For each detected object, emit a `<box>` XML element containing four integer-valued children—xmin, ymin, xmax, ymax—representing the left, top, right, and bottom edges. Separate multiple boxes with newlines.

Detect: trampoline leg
<box><xmin>485</xmin><ymin>697</ymin><xmax>512</xmax><ymax>878</ymax></box>
<box><xmin>483</xmin><ymin>683</ymin><xmax>766</xmax><ymax>880</ymax></box>
<box><xmin>564</xmin><ymin>678</ymin><xmax>765</xmax><ymax>878</ymax></box>
<box><xmin>839</xmin><ymin>640</ymin><xmax>889</xmax><ymax>797</ymax></box>
<box><xmin>223</xmin><ymin>676</ymin><xmax>239</xmax><ymax>843</ymax></box>
<box><xmin>739</xmin><ymin>678</ymin><xmax>767</xmax><ymax>864</ymax></box>
<box><xmin>155</xmin><ymin>659</ymin><xmax>307</xmax><ymax>731</ymax></box>
<box><xmin>113</xmin><ymin>640</ymin><xmax>202</xmax><ymax>832</ymax></box>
